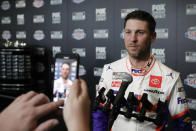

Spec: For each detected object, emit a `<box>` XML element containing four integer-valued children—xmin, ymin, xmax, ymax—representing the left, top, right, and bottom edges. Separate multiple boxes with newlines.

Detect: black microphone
<box><xmin>103</xmin><ymin>89</ymin><xmax>115</xmax><ymax>112</ymax></box>
<box><xmin>93</xmin><ymin>87</ymin><xmax>106</xmax><ymax>110</ymax></box>
<box><xmin>107</xmin><ymin>72</ymin><xmax>133</xmax><ymax>131</ymax></box>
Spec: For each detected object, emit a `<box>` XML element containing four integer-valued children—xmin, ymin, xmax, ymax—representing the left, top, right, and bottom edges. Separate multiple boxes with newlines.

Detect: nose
<box><xmin>130</xmin><ymin>33</ymin><xmax>137</xmax><ymax>43</ymax></box>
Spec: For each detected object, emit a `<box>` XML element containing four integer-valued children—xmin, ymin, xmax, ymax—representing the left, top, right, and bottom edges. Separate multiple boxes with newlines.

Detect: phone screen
<box><xmin>53</xmin><ymin>55</ymin><xmax>78</xmax><ymax>108</ymax></box>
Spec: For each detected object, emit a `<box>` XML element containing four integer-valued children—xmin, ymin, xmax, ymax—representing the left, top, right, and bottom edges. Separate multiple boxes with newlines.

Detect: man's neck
<box><xmin>129</xmin><ymin>55</ymin><xmax>150</xmax><ymax>68</ymax></box>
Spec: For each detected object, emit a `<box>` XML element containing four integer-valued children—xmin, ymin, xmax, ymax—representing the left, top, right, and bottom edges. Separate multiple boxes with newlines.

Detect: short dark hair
<box><xmin>61</xmin><ymin>62</ymin><xmax>70</xmax><ymax>68</ymax></box>
<box><xmin>124</xmin><ymin>10</ymin><xmax>156</xmax><ymax>34</ymax></box>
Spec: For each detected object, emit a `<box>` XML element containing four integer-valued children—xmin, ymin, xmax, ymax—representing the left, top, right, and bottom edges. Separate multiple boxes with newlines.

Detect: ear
<box><xmin>151</xmin><ymin>32</ymin><xmax>156</xmax><ymax>43</ymax></box>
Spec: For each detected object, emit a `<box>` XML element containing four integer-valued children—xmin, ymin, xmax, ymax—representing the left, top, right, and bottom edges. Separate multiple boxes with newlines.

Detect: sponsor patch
<box><xmin>72</xmin><ymin>28</ymin><xmax>86</xmax><ymax>40</ymax></box>
<box><xmin>177</xmin><ymin>97</ymin><xmax>187</xmax><ymax>104</ymax></box>
<box><xmin>144</xmin><ymin>89</ymin><xmax>164</xmax><ymax>94</ymax></box>
<box><xmin>177</xmin><ymin>87</ymin><xmax>185</xmax><ymax>92</ymax></box>
<box><xmin>149</xmin><ymin>75</ymin><xmax>162</xmax><ymax>88</ymax></box>
<box><xmin>111</xmin><ymin>81</ymin><xmax>122</xmax><ymax>87</ymax></box>
<box><xmin>185</xmin><ymin>26</ymin><xmax>196</xmax><ymax>41</ymax></box>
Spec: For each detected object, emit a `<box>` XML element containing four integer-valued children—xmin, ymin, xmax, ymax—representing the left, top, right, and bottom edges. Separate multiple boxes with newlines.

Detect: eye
<box><xmin>137</xmin><ymin>31</ymin><xmax>144</xmax><ymax>35</ymax></box>
<box><xmin>124</xmin><ymin>30</ymin><xmax>131</xmax><ymax>34</ymax></box>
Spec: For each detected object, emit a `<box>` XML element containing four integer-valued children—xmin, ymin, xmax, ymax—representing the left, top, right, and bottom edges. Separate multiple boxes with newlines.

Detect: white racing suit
<box><xmin>92</xmin><ymin>56</ymin><xmax>192</xmax><ymax>131</ymax></box>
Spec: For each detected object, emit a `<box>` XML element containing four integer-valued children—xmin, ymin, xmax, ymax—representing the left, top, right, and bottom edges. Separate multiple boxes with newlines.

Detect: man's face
<box><xmin>61</xmin><ymin>63</ymin><xmax>70</xmax><ymax>80</ymax></box>
<box><xmin>124</xmin><ymin>19</ymin><xmax>156</xmax><ymax>60</ymax></box>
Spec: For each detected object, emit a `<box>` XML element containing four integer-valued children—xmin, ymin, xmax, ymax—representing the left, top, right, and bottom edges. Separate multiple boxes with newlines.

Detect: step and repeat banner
<box><xmin>0</xmin><ymin>0</ymin><xmax>196</xmax><ymax>130</ymax></box>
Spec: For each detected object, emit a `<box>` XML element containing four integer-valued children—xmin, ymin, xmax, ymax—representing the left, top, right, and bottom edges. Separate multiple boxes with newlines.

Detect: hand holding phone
<box><xmin>52</xmin><ymin>53</ymin><xmax>79</xmax><ymax>108</ymax></box>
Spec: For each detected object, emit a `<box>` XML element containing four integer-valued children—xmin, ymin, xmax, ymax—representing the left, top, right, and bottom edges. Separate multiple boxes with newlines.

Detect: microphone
<box><xmin>107</xmin><ymin>72</ymin><xmax>133</xmax><ymax>131</ymax></box>
<box><xmin>93</xmin><ymin>87</ymin><xmax>106</xmax><ymax>110</ymax></box>
<box><xmin>103</xmin><ymin>89</ymin><xmax>115</xmax><ymax>112</ymax></box>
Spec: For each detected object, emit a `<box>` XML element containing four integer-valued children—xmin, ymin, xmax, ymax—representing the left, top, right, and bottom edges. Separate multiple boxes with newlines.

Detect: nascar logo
<box><xmin>185</xmin><ymin>26</ymin><xmax>196</xmax><ymax>41</ymax></box>
<box><xmin>184</xmin><ymin>74</ymin><xmax>196</xmax><ymax>88</ymax></box>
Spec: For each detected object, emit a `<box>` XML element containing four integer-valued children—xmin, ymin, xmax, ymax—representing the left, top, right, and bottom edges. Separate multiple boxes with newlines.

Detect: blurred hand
<box><xmin>63</xmin><ymin>79</ymin><xmax>90</xmax><ymax>131</ymax></box>
<box><xmin>0</xmin><ymin>91</ymin><xmax>63</xmax><ymax>131</ymax></box>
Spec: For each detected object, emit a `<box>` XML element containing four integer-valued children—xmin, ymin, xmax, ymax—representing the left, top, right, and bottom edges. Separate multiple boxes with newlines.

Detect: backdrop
<box><xmin>0</xmin><ymin>0</ymin><xmax>196</xmax><ymax>130</ymax></box>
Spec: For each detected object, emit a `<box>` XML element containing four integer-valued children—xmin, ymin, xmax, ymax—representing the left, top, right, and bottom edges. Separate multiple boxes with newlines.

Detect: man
<box><xmin>0</xmin><ymin>79</ymin><xmax>90</xmax><ymax>131</ymax></box>
<box><xmin>93</xmin><ymin>10</ymin><xmax>192</xmax><ymax>131</ymax></box>
<box><xmin>53</xmin><ymin>62</ymin><xmax>73</xmax><ymax>101</ymax></box>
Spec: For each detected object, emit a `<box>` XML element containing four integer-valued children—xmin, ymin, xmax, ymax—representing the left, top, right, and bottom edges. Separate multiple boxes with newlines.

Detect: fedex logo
<box><xmin>177</xmin><ymin>97</ymin><xmax>187</xmax><ymax>104</ymax></box>
<box><xmin>131</xmin><ymin>69</ymin><xmax>142</xmax><ymax>74</ymax></box>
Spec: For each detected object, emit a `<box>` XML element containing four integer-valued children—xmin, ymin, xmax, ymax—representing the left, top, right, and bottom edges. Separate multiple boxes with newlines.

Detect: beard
<box><xmin>127</xmin><ymin>41</ymin><xmax>151</xmax><ymax>60</ymax></box>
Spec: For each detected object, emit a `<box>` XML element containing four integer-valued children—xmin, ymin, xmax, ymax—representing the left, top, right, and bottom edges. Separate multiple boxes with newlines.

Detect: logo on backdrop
<box><xmin>185</xmin><ymin>26</ymin><xmax>196</xmax><ymax>41</ymax></box>
<box><xmin>72</xmin><ymin>11</ymin><xmax>86</xmax><ymax>21</ymax></box>
<box><xmin>1</xmin><ymin>16</ymin><xmax>11</xmax><ymax>24</ymax></box>
<box><xmin>93</xmin><ymin>29</ymin><xmax>109</xmax><ymax>39</ymax></box>
<box><xmin>155</xmin><ymin>28</ymin><xmax>168</xmax><ymax>39</ymax></box>
<box><xmin>152</xmin><ymin>3</ymin><xmax>166</xmax><ymax>19</ymax></box>
<box><xmin>185</xmin><ymin>52</ymin><xmax>196</xmax><ymax>63</ymax></box>
<box><xmin>72</xmin><ymin>28</ymin><xmax>86</xmax><ymax>40</ymax></box>
<box><xmin>72</xmin><ymin>0</ymin><xmax>85</xmax><ymax>4</ymax></box>
<box><xmin>1</xmin><ymin>1</ymin><xmax>11</xmax><ymax>11</ymax></box>
<box><xmin>121</xmin><ymin>8</ymin><xmax>138</xmax><ymax>19</ymax></box>
<box><xmin>186</xmin><ymin>4</ymin><xmax>196</xmax><ymax>15</ymax></box>
<box><xmin>52</xmin><ymin>46</ymin><xmax>61</xmax><ymax>57</ymax></box>
<box><xmin>95</xmin><ymin>8</ymin><xmax>107</xmax><ymax>21</ymax></box>
<box><xmin>33</xmin><ymin>0</ymin><xmax>44</xmax><ymax>8</ymax></box>
<box><xmin>79</xmin><ymin>65</ymin><xmax>86</xmax><ymax>76</ymax></box>
<box><xmin>72</xmin><ymin>48</ymin><xmax>86</xmax><ymax>57</ymax></box>
<box><xmin>2</xmin><ymin>30</ymin><xmax>11</xmax><ymax>40</ymax></box>
<box><xmin>15</xmin><ymin>0</ymin><xmax>26</xmax><ymax>8</ymax></box>
<box><xmin>33</xmin><ymin>30</ymin><xmax>45</xmax><ymax>40</ymax></box>
<box><xmin>16</xmin><ymin>31</ymin><xmax>26</xmax><ymax>39</ymax></box>
<box><xmin>184</xmin><ymin>74</ymin><xmax>196</xmax><ymax>88</ymax></box>
<box><xmin>151</xmin><ymin>48</ymin><xmax>165</xmax><ymax>63</ymax></box>
<box><xmin>120</xmin><ymin>29</ymin><xmax>124</xmax><ymax>39</ymax></box>
<box><xmin>94</xmin><ymin>67</ymin><xmax>103</xmax><ymax>77</ymax></box>
<box><xmin>96</xmin><ymin>47</ymin><xmax>106</xmax><ymax>60</ymax></box>
<box><xmin>50</xmin><ymin>0</ymin><xmax>62</xmax><ymax>5</ymax></box>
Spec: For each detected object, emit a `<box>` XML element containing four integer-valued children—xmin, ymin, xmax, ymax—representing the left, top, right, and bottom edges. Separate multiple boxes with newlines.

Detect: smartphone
<box><xmin>52</xmin><ymin>53</ymin><xmax>79</xmax><ymax>108</ymax></box>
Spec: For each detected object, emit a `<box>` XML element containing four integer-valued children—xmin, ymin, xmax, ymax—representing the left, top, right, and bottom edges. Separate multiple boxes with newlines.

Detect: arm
<box><xmin>168</xmin><ymin>77</ymin><xmax>192</xmax><ymax>131</ymax></box>
<box><xmin>0</xmin><ymin>91</ymin><xmax>64</xmax><ymax>131</ymax></box>
<box><xmin>63</xmin><ymin>79</ymin><xmax>90</xmax><ymax>131</ymax></box>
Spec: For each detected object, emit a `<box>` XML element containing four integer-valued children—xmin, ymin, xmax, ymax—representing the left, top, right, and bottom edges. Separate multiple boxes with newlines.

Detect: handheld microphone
<box><xmin>107</xmin><ymin>72</ymin><xmax>133</xmax><ymax>131</ymax></box>
<box><xmin>103</xmin><ymin>89</ymin><xmax>115</xmax><ymax>112</ymax></box>
<box><xmin>93</xmin><ymin>87</ymin><xmax>106</xmax><ymax>110</ymax></box>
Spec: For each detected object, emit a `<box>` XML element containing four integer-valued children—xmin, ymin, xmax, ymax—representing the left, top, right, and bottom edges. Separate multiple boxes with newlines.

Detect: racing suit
<box><xmin>93</xmin><ymin>56</ymin><xmax>192</xmax><ymax>131</ymax></box>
